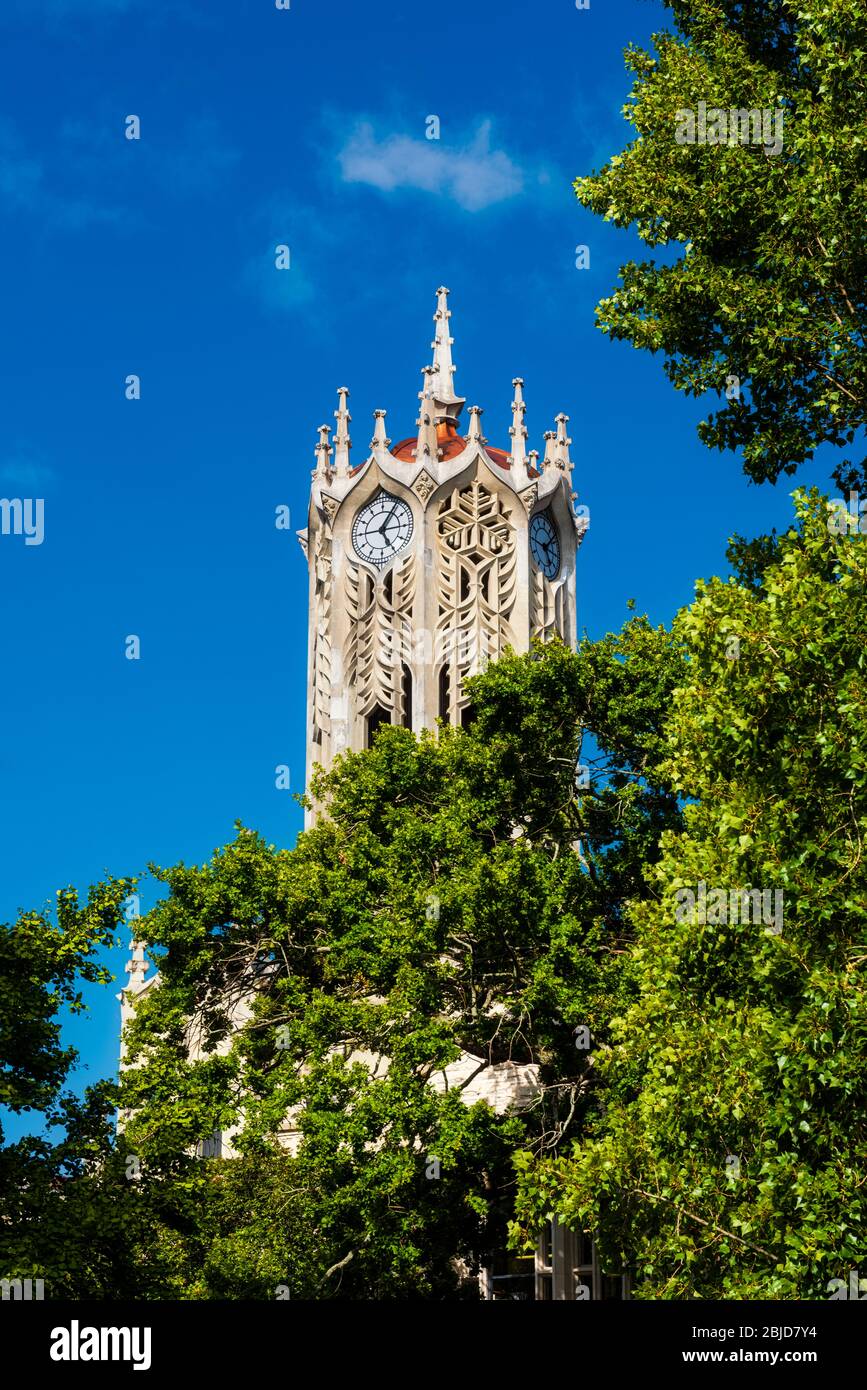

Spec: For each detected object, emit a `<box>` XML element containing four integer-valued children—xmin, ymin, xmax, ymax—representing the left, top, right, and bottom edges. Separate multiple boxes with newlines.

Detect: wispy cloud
<box><xmin>0</xmin><ymin>455</ymin><xmax>58</xmax><ymax>490</ymax></box>
<box><xmin>59</xmin><ymin>113</ymin><xmax>240</xmax><ymax>200</ymax></box>
<box><xmin>156</xmin><ymin>117</ymin><xmax>241</xmax><ymax>195</ymax></box>
<box><xmin>0</xmin><ymin>112</ymin><xmax>241</xmax><ymax>236</ymax></box>
<box><xmin>337</xmin><ymin>119</ymin><xmax>526</xmax><ymax>212</ymax></box>
<box><xmin>241</xmin><ymin>243</ymin><xmax>316</xmax><ymax>317</ymax></box>
<box><xmin>0</xmin><ymin>122</ymin><xmax>119</xmax><ymax>229</ymax></box>
<box><xmin>239</xmin><ymin>193</ymin><xmax>354</xmax><ymax>320</ymax></box>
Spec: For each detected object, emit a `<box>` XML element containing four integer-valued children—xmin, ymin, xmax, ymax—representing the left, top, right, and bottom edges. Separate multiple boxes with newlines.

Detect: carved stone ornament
<box><xmin>412</xmin><ymin>470</ymin><xmax>437</xmax><ymax>504</ymax></box>
<box><xmin>519</xmin><ymin>483</ymin><xmax>538</xmax><ymax>515</ymax></box>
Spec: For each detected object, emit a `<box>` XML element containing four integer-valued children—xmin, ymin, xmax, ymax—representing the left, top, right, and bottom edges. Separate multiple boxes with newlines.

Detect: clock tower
<box><xmin>298</xmin><ymin>288</ymin><xmax>587</xmax><ymax>817</ymax></box>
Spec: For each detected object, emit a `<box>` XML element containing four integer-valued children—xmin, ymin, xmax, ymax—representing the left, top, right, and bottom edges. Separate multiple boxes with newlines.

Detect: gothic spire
<box><xmin>333</xmin><ymin>387</ymin><xmax>351</xmax><ymax>478</ymax></box>
<box><xmin>542</xmin><ymin>430</ymin><xmax>557</xmax><ymax>471</ymax></box>
<box><xmin>314</xmin><ymin>422</ymin><xmax>332</xmax><ymax>479</ymax></box>
<box><xmin>467</xmin><ymin>405</ymin><xmax>485</xmax><ymax>445</ymax></box>
<box><xmin>370</xmin><ymin>409</ymin><xmax>391</xmax><ymax>455</ymax></box>
<box><xmin>428</xmin><ymin>286</ymin><xmax>466</xmax><ymax>427</ymax></box>
<box><xmin>413</xmin><ymin>365</ymin><xmax>440</xmax><ymax>464</ymax></box>
<box><xmin>554</xmin><ymin>412</ymin><xmax>573</xmax><ymax>472</ymax></box>
<box><xmin>509</xmin><ymin>378</ymin><xmax>527</xmax><ymax>464</ymax></box>
<box><xmin>509</xmin><ymin>376</ymin><xmax>530</xmax><ymax>482</ymax></box>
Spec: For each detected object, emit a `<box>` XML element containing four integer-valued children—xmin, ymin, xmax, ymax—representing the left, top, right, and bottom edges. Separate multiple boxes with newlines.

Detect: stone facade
<box><xmin>298</xmin><ymin>288</ymin><xmax>587</xmax><ymax>816</ymax></box>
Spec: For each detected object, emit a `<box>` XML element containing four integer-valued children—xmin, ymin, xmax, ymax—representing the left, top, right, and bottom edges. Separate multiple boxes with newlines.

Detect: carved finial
<box><xmin>428</xmin><ymin>286</ymin><xmax>465</xmax><ymax>427</ymax></box>
<box><xmin>554</xmin><ymin>412</ymin><xmax>572</xmax><ymax>472</ymax></box>
<box><xmin>370</xmin><ymin>409</ymin><xmax>392</xmax><ymax>453</ymax></box>
<box><xmin>528</xmin><ymin>448</ymin><xmax>540</xmax><ymax>477</ymax></box>
<box><xmin>467</xmin><ymin>405</ymin><xmax>485</xmax><ymax>445</ymax></box>
<box><xmin>509</xmin><ymin>378</ymin><xmax>528</xmax><ymax>465</ymax></box>
<box><xmin>542</xmin><ymin>430</ymin><xmax>557</xmax><ymax>471</ymax></box>
<box><xmin>125</xmin><ymin>938</ymin><xmax>149</xmax><ymax>988</ymax></box>
<box><xmin>333</xmin><ymin>387</ymin><xmax>351</xmax><ymax>478</ymax></box>
<box><xmin>314</xmin><ymin>423</ymin><xmax>332</xmax><ymax>479</ymax></box>
<box><xmin>413</xmin><ymin>366</ymin><xmax>441</xmax><ymax>463</ymax></box>
<box><xmin>509</xmin><ymin>376</ymin><xmax>531</xmax><ymax>485</ymax></box>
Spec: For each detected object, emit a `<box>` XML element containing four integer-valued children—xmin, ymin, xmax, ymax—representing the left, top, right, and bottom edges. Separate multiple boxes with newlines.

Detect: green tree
<box><xmin>0</xmin><ymin>881</ymin><xmax>144</xmax><ymax>1297</ymax></box>
<box><xmin>117</xmin><ymin>628</ymin><xmax>682</xmax><ymax>1298</ymax></box>
<box><xmin>576</xmin><ymin>0</ymin><xmax>867</xmax><ymax>490</ymax></box>
<box><xmin>514</xmin><ymin>492</ymin><xmax>867</xmax><ymax>1298</ymax></box>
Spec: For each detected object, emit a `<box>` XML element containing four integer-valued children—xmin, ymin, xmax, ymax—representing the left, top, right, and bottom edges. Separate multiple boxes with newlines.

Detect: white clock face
<box><xmin>352</xmin><ymin>492</ymin><xmax>414</xmax><ymax>567</ymax></box>
<box><xmin>530</xmin><ymin>511</ymin><xmax>561</xmax><ymax>579</ymax></box>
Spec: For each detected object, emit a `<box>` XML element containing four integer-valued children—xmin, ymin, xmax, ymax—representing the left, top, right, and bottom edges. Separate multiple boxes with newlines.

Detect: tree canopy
<box><xmin>576</xmin><ymin>0</ymin><xmax>867</xmax><ymax>490</ymax></box>
<box><xmin>0</xmin><ymin>880</ymin><xmax>143</xmax><ymax>1296</ymax></box>
<box><xmin>4</xmin><ymin>495</ymin><xmax>867</xmax><ymax>1299</ymax></box>
<box><xmin>112</xmin><ymin>625</ymin><xmax>682</xmax><ymax>1298</ymax></box>
<box><xmin>514</xmin><ymin>491</ymin><xmax>867</xmax><ymax>1297</ymax></box>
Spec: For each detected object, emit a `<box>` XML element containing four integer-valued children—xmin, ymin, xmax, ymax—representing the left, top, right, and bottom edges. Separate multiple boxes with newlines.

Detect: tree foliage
<box><xmin>576</xmin><ymin>0</ymin><xmax>867</xmax><ymax>489</ymax></box>
<box><xmin>113</xmin><ymin>627</ymin><xmax>681</xmax><ymax>1298</ymax></box>
<box><xmin>514</xmin><ymin>492</ymin><xmax>867</xmax><ymax>1297</ymax></box>
<box><xmin>0</xmin><ymin>881</ymin><xmax>143</xmax><ymax>1296</ymax></box>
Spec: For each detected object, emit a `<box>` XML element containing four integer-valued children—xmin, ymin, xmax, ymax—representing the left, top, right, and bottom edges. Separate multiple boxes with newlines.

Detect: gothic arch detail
<box><xmin>345</xmin><ymin>552</ymin><xmax>416</xmax><ymax>726</ymax></box>
<box><xmin>435</xmin><ymin>480</ymin><xmax>516</xmax><ymax>723</ymax></box>
<box><xmin>531</xmin><ymin>569</ymin><xmax>566</xmax><ymax>644</ymax></box>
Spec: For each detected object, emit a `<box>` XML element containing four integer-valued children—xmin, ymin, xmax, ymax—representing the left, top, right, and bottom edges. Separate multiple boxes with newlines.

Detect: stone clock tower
<box><xmin>298</xmin><ymin>288</ymin><xmax>587</xmax><ymax>818</ymax></box>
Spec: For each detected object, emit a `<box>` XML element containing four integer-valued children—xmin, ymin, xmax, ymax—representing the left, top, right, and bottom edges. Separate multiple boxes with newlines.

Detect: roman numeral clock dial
<box><xmin>352</xmin><ymin>492</ymin><xmax>413</xmax><ymax>567</ymax></box>
<box><xmin>530</xmin><ymin>510</ymin><xmax>561</xmax><ymax>579</ymax></box>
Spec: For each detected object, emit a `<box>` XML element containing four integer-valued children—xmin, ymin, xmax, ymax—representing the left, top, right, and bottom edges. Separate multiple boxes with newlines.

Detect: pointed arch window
<box><xmin>366</xmin><ymin>704</ymin><xmax>390</xmax><ymax>748</ymax></box>
<box><xmin>401</xmin><ymin>663</ymin><xmax>413</xmax><ymax>730</ymax></box>
<box><xmin>438</xmin><ymin>664</ymin><xmax>450</xmax><ymax>723</ymax></box>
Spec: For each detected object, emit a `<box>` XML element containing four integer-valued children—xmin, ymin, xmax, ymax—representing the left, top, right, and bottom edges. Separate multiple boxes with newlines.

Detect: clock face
<box><xmin>530</xmin><ymin>511</ymin><xmax>561</xmax><ymax>579</ymax></box>
<box><xmin>352</xmin><ymin>492</ymin><xmax>414</xmax><ymax>567</ymax></box>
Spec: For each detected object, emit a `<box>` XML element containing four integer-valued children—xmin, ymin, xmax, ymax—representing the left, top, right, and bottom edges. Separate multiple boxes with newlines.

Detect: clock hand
<box><xmin>370</xmin><ymin>503</ymin><xmax>401</xmax><ymax>543</ymax></box>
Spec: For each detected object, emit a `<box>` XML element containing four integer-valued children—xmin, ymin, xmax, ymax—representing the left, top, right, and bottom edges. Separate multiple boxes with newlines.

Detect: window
<box><xmin>196</xmin><ymin>1131</ymin><xmax>222</xmax><ymax>1160</ymax></box>
<box><xmin>535</xmin><ymin>1218</ymin><xmax>630</xmax><ymax>1300</ymax></box>
<box><xmin>482</xmin><ymin>1251</ymin><xmax>535</xmax><ymax>1301</ymax></box>
<box><xmin>366</xmin><ymin>704</ymin><xmax>390</xmax><ymax>747</ymax></box>
<box><xmin>535</xmin><ymin>1225</ymin><xmax>553</xmax><ymax>1301</ymax></box>
<box><xmin>401</xmin><ymin>664</ymin><xmax>413</xmax><ymax>730</ymax></box>
<box><xmin>438</xmin><ymin>664</ymin><xmax>450</xmax><ymax>722</ymax></box>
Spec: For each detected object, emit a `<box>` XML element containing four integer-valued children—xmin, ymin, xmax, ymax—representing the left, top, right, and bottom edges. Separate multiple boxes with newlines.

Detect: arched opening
<box><xmin>401</xmin><ymin>663</ymin><xmax>413</xmax><ymax>730</ymax></box>
<box><xmin>366</xmin><ymin>704</ymin><xmax>391</xmax><ymax>748</ymax></box>
<box><xmin>438</xmin><ymin>664</ymin><xmax>450</xmax><ymax>723</ymax></box>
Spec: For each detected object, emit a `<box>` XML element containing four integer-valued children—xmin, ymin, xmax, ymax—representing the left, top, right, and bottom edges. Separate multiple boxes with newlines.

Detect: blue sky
<box><xmin>0</xmin><ymin>0</ymin><xmax>830</xmax><ymax>1120</ymax></box>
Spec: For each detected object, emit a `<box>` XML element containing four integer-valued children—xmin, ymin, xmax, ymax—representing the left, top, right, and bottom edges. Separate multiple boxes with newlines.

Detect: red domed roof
<box><xmin>390</xmin><ymin>422</ymin><xmax>517</xmax><ymax>470</ymax></box>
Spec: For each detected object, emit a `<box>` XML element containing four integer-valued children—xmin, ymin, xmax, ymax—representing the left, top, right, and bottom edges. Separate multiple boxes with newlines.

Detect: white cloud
<box><xmin>0</xmin><ymin>457</ymin><xmax>57</xmax><ymax>489</ymax></box>
<box><xmin>337</xmin><ymin>120</ymin><xmax>525</xmax><ymax>212</ymax></box>
<box><xmin>241</xmin><ymin>245</ymin><xmax>316</xmax><ymax>316</ymax></box>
